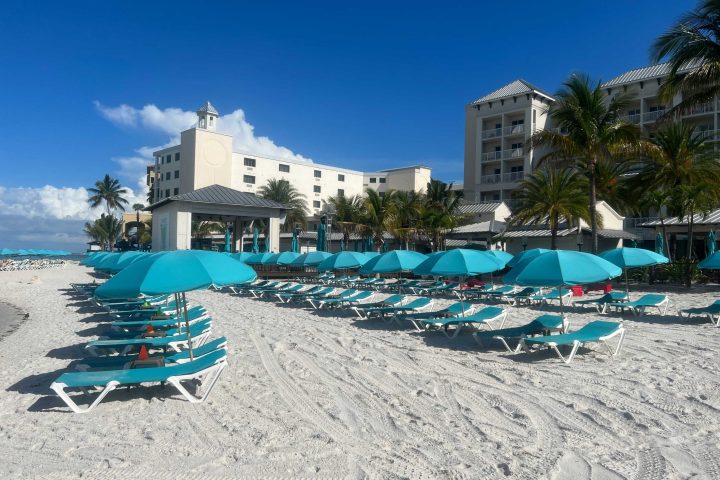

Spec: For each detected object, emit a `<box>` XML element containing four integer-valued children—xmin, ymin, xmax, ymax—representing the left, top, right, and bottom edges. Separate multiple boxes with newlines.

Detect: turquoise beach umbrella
<box><xmin>95</xmin><ymin>250</ymin><xmax>256</xmax><ymax>360</ymax></box>
<box><xmin>598</xmin><ymin>247</ymin><xmax>669</xmax><ymax>298</ymax></box>
<box><xmin>359</xmin><ymin>250</ymin><xmax>428</xmax><ymax>274</ymax></box>
<box><xmin>316</xmin><ymin>223</ymin><xmax>326</xmax><ymax>252</ymax></box>
<box><xmin>230</xmin><ymin>252</ymin><xmax>254</xmax><ymax>262</ymax></box>
<box><xmin>291</xmin><ymin>230</ymin><xmax>299</xmax><ymax>253</ymax></box>
<box><xmin>507</xmin><ymin>248</ymin><xmax>550</xmax><ymax>268</ymax></box>
<box><xmin>317</xmin><ymin>251</ymin><xmax>369</xmax><ymax>271</ymax></box>
<box><xmin>87</xmin><ymin>252</ymin><xmax>117</xmax><ymax>267</ymax></box>
<box><xmin>413</xmin><ymin>249</ymin><xmax>505</xmax><ymax>277</ymax></box>
<box><xmin>363</xmin><ymin>251</ymin><xmax>380</xmax><ymax>258</ymax></box>
<box><xmin>95</xmin><ymin>251</ymin><xmax>147</xmax><ymax>273</ymax></box>
<box><xmin>0</xmin><ymin>248</ymin><xmax>16</xmax><ymax>256</ymax></box>
<box><xmin>699</xmin><ymin>251</ymin><xmax>720</xmax><ymax>269</ymax></box>
<box><xmin>707</xmin><ymin>230</ymin><xmax>716</xmax><ymax>256</ymax></box>
<box><xmin>655</xmin><ymin>233</ymin><xmax>665</xmax><ymax>256</ymax></box>
<box><xmin>484</xmin><ymin>250</ymin><xmax>513</xmax><ymax>264</ymax></box>
<box><xmin>81</xmin><ymin>252</ymin><xmax>107</xmax><ymax>266</ymax></box>
<box><xmin>504</xmin><ymin>250</ymin><xmax>621</xmax><ymax>314</ymax></box>
<box><xmin>224</xmin><ymin>228</ymin><xmax>231</xmax><ymax>253</ymax></box>
<box><xmin>262</xmin><ymin>251</ymin><xmax>300</xmax><ymax>265</ymax></box>
<box><xmin>252</xmin><ymin>227</ymin><xmax>260</xmax><ymax>254</ymax></box>
<box><xmin>289</xmin><ymin>251</ymin><xmax>331</xmax><ymax>267</ymax></box>
<box><xmin>245</xmin><ymin>252</ymin><xmax>273</xmax><ymax>265</ymax></box>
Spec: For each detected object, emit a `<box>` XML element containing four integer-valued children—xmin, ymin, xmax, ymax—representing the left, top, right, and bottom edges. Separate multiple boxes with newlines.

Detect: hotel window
<box><xmin>379</xmin><ymin>191</ymin><xmax>385</xmax><ymax>197</ymax></box>
<box><xmin>379</xmin><ymin>177</ymin><xmax>386</xmax><ymax>184</ymax></box>
<box><xmin>279</xmin><ymin>164</ymin><xmax>290</xmax><ymax>173</ymax></box>
<box><xmin>314</xmin><ymin>170</ymin><xmax>322</xmax><ymax>178</ymax></box>
<box><xmin>313</xmin><ymin>200</ymin><xmax>321</xmax><ymax>209</ymax></box>
<box><xmin>369</xmin><ymin>177</ymin><xmax>376</xmax><ymax>183</ymax></box>
<box><xmin>313</xmin><ymin>185</ymin><xmax>321</xmax><ymax>193</ymax></box>
<box><xmin>165</xmin><ymin>189</ymin><xmax>170</xmax><ymax>197</ymax></box>
<box><xmin>173</xmin><ymin>188</ymin><xmax>179</xmax><ymax>195</ymax></box>
<box><xmin>243</xmin><ymin>175</ymin><xmax>256</xmax><ymax>184</ymax></box>
<box><xmin>161</xmin><ymin>157</ymin><xmax>164</xmax><ymax>165</ymax></box>
<box><xmin>175</xmin><ymin>153</ymin><xmax>180</xmax><ymax>161</ymax></box>
<box><xmin>338</xmin><ymin>174</ymin><xmax>345</xmax><ymax>182</ymax></box>
<box><xmin>337</xmin><ymin>188</ymin><xmax>344</xmax><ymax>196</ymax></box>
<box><xmin>244</xmin><ymin>158</ymin><xmax>256</xmax><ymax>167</ymax></box>
<box><xmin>174</xmin><ymin>170</ymin><xmax>179</xmax><ymax>179</ymax></box>
<box><xmin>165</xmin><ymin>172</ymin><xmax>171</xmax><ymax>180</ymax></box>
<box><xmin>166</xmin><ymin>155</ymin><xmax>172</xmax><ymax>163</ymax></box>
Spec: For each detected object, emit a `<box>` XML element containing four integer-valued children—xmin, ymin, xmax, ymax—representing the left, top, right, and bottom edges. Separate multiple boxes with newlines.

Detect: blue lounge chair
<box><xmin>311</xmin><ymin>290</ymin><xmax>374</xmax><ymax>309</ymax></box>
<box><xmin>502</xmin><ymin>287</ymin><xmax>541</xmax><ymax>305</ymax></box>
<box><xmin>521</xmin><ymin>321</ymin><xmax>625</xmax><ymax>364</ymax></box>
<box><xmin>574</xmin><ymin>291</ymin><xmax>628</xmax><ymax>313</ymax></box>
<box><xmin>399</xmin><ymin>302</ymin><xmax>476</xmax><ymax>330</ymax></box>
<box><xmin>274</xmin><ymin>285</ymin><xmax>325</xmax><ymax>303</ymax></box>
<box><xmin>85</xmin><ymin>320</ymin><xmax>213</xmax><ymax>356</ymax></box>
<box><xmin>422</xmin><ymin>306</ymin><xmax>508</xmax><ymax>338</ymax></box>
<box><xmin>364</xmin><ymin>297</ymin><xmax>433</xmax><ymax>320</ymax></box>
<box><xmin>527</xmin><ymin>288</ymin><xmax>573</xmax><ymax>306</ymax></box>
<box><xmin>51</xmin><ymin>349</ymin><xmax>228</xmax><ymax>413</ymax></box>
<box><xmin>473</xmin><ymin>314</ymin><xmax>566</xmax><ymax>351</ymax></box>
<box><xmin>351</xmin><ymin>294</ymin><xmax>406</xmax><ymax>318</ymax></box>
<box><xmin>306</xmin><ymin>289</ymin><xmax>358</xmax><ymax>309</ymax></box>
<box><xmin>484</xmin><ymin>285</ymin><xmax>516</xmax><ymax>299</ymax></box>
<box><xmin>607</xmin><ymin>294</ymin><xmax>669</xmax><ymax>316</ymax></box>
<box><xmin>679</xmin><ymin>299</ymin><xmax>720</xmax><ymax>326</ymax></box>
<box><xmin>109</xmin><ymin>305</ymin><xmax>208</xmax><ymax>330</ymax></box>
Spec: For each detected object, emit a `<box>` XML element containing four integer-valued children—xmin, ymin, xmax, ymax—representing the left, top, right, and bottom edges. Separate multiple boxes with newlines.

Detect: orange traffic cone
<box><xmin>138</xmin><ymin>345</ymin><xmax>149</xmax><ymax>361</ymax></box>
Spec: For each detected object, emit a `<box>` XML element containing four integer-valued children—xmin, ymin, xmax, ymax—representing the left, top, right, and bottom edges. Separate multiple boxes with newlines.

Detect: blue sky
<box><xmin>0</xmin><ymin>0</ymin><xmax>695</xmax><ymax>250</ymax></box>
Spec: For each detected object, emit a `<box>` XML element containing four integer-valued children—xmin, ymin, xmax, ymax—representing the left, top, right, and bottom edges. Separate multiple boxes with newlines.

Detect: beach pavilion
<box><xmin>147</xmin><ymin>184</ymin><xmax>287</xmax><ymax>252</ymax></box>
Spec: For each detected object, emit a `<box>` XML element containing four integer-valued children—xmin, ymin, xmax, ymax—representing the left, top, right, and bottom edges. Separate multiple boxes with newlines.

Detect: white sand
<box><xmin>1</xmin><ymin>264</ymin><xmax>720</xmax><ymax>479</ymax></box>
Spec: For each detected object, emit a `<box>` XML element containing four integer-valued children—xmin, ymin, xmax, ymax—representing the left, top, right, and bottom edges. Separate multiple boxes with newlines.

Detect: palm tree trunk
<box><xmin>661</xmin><ymin>219</ymin><xmax>671</xmax><ymax>261</ymax></box>
<box><xmin>589</xmin><ymin>159</ymin><xmax>598</xmax><ymax>253</ymax></box>
<box><xmin>686</xmin><ymin>213</ymin><xmax>694</xmax><ymax>287</ymax></box>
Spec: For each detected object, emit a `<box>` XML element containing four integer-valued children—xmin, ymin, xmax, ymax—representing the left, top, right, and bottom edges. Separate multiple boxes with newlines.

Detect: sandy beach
<box><xmin>1</xmin><ymin>263</ymin><xmax>719</xmax><ymax>479</ymax></box>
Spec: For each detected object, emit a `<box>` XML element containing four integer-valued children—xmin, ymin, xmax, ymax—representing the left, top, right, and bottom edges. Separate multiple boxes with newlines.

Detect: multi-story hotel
<box><xmin>464</xmin><ymin>62</ymin><xmax>719</xmax><ymax>203</ymax></box>
<box><xmin>149</xmin><ymin>102</ymin><xmax>431</xmax><ymax>221</ymax></box>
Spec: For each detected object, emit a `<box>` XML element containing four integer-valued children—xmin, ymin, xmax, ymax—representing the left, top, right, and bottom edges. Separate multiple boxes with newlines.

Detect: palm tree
<box><xmin>363</xmin><ymin>189</ymin><xmax>397</xmax><ymax>252</ymax></box>
<box><xmin>257</xmin><ymin>179</ymin><xmax>309</xmax><ymax>232</ymax></box>
<box><xmin>421</xmin><ymin>179</ymin><xmax>464</xmax><ymax>251</ymax></box>
<box><xmin>652</xmin><ymin>0</ymin><xmax>720</xmax><ymax>112</ymax></box>
<box><xmin>191</xmin><ymin>221</ymin><xmax>224</xmax><ymax>246</ymax></box>
<box><xmin>147</xmin><ymin>185</ymin><xmax>155</xmax><ymax>204</ymax></box>
<box><xmin>530</xmin><ymin>74</ymin><xmax>642</xmax><ymax>252</ymax></box>
<box><xmin>131</xmin><ymin>203</ymin><xmax>145</xmax><ymax>248</ymax></box>
<box><xmin>88</xmin><ymin>174</ymin><xmax>129</xmax><ymax>215</ymax></box>
<box><xmin>326</xmin><ymin>193</ymin><xmax>364</xmax><ymax>249</ymax></box>
<box><xmin>631</xmin><ymin>123</ymin><xmax>720</xmax><ymax>193</ymax></box>
<box><xmin>391</xmin><ymin>191</ymin><xmax>423</xmax><ymax>250</ymax></box>
<box><xmin>510</xmin><ymin>167</ymin><xmax>591</xmax><ymax>250</ymax></box>
<box><xmin>83</xmin><ymin>214</ymin><xmax>123</xmax><ymax>251</ymax></box>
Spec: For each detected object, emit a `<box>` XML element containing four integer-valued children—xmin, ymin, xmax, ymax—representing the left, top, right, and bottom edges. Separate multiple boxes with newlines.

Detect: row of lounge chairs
<box><xmin>52</xmin><ymin>285</ymin><xmax>229</xmax><ymax>413</ymax></box>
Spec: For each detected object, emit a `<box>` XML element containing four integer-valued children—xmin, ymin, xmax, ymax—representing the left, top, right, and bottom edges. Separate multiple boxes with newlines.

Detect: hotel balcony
<box><xmin>699</xmin><ymin>129</ymin><xmax>720</xmax><ymax>141</ymax></box>
<box><xmin>503</xmin><ymin>124</ymin><xmax>525</xmax><ymax>136</ymax></box>
<box><xmin>622</xmin><ymin>113</ymin><xmax>641</xmax><ymax>124</ymax></box>
<box><xmin>480</xmin><ymin>148</ymin><xmax>525</xmax><ymax>162</ymax></box>
<box><xmin>642</xmin><ymin>109</ymin><xmax>666</xmax><ymax>122</ymax></box>
<box><xmin>481</xmin><ymin>128</ymin><xmax>502</xmax><ymax>140</ymax></box>
<box><xmin>479</xmin><ymin>171</ymin><xmax>526</xmax><ymax>185</ymax></box>
<box><xmin>684</xmin><ymin>102</ymin><xmax>715</xmax><ymax>116</ymax></box>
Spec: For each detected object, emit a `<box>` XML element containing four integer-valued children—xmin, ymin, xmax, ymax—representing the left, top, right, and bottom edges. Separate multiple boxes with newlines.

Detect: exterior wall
<box><xmin>153</xmin><ymin>146</ymin><xmax>182</xmax><ymax>202</ymax></box>
<box><xmin>503</xmin><ymin>235</ymin><xmax>622</xmax><ymax>255</ymax></box>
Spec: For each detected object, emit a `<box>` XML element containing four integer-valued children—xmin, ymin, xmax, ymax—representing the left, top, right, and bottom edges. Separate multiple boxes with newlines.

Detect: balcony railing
<box><xmin>481</xmin><ymin>128</ymin><xmax>502</xmax><ymax>139</ymax></box>
<box><xmin>686</xmin><ymin>102</ymin><xmax>714</xmax><ymax>116</ymax></box>
<box><xmin>479</xmin><ymin>172</ymin><xmax>526</xmax><ymax>184</ymax></box>
<box><xmin>503</xmin><ymin>124</ymin><xmax>525</xmax><ymax>136</ymax></box>
<box><xmin>623</xmin><ymin>113</ymin><xmax>641</xmax><ymax>124</ymax></box>
<box><xmin>504</xmin><ymin>147</ymin><xmax>524</xmax><ymax>159</ymax></box>
<box><xmin>481</xmin><ymin>151</ymin><xmax>503</xmax><ymax>162</ymax></box>
<box><xmin>643</xmin><ymin>109</ymin><xmax>666</xmax><ymax>122</ymax></box>
<box><xmin>699</xmin><ymin>129</ymin><xmax>720</xmax><ymax>141</ymax></box>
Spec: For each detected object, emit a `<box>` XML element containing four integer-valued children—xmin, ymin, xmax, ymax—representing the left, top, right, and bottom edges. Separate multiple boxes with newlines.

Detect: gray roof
<box><xmin>493</xmin><ymin>226</ymin><xmax>638</xmax><ymax>240</ymax></box>
<box><xmin>641</xmin><ymin>208</ymin><xmax>720</xmax><ymax>227</ymax></box>
<box><xmin>197</xmin><ymin>101</ymin><xmax>219</xmax><ymax>115</ymax></box>
<box><xmin>148</xmin><ymin>184</ymin><xmax>287</xmax><ymax>211</ymax></box>
<box><xmin>472</xmin><ymin>79</ymin><xmax>555</xmax><ymax>104</ymax></box>
<box><xmin>451</xmin><ymin>220</ymin><xmax>506</xmax><ymax>235</ymax></box>
<box><xmin>601</xmin><ymin>61</ymin><xmax>701</xmax><ymax>87</ymax></box>
<box><xmin>458</xmin><ymin>201</ymin><xmax>508</xmax><ymax>215</ymax></box>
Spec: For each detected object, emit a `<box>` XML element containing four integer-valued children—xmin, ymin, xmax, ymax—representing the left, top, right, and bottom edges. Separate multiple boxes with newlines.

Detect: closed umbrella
<box><xmin>504</xmin><ymin>250</ymin><xmax>622</xmax><ymax>314</ymax></box>
<box><xmin>317</xmin><ymin>251</ymin><xmax>369</xmax><ymax>272</ymax></box>
<box><xmin>95</xmin><ymin>250</ymin><xmax>256</xmax><ymax>359</ymax></box>
<box><xmin>252</xmin><ymin>227</ymin><xmax>260</xmax><ymax>254</ymax></box>
<box><xmin>224</xmin><ymin>228</ymin><xmax>231</xmax><ymax>253</ymax></box>
<box><xmin>707</xmin><ymin>230</ymin><xmax>716</xmax><ymax>256</ymax></box>
<box><xmin>340</xmin><ymin>239</ymin><xmax>345</xmax><ymax>252</ymax></box>
<box><xmin>655</xmin><ymin>233</ymin><xmax>665</xmax><ymax>256</ymax></box>
<box><xmin>291</xmin><ymin>230</ymin><xmax>299</xmax><ymax>253</ymax></box>
<box><xmin>598</xmin><ymin>247</ymin><xmax>669</xmax><ymax>299</ymax></box>
<box><xmin>316</xmin><ymin>223</ymin><xmax>326</xmax><ymax>252</ymax></box>
<box><xmin>365</xmin><ymin>237</ymin><xmax>373</xmax><ymax>253</ymax></box>
<box><xmin>290</xmin><ymin>251</ymin><xmax>332</xmax><ymax>267</ymax></box>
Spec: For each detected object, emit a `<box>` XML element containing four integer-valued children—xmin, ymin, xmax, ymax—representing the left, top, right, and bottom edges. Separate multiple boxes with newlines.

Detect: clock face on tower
<box><xmin>202</xmin><ymin>138</ymin><xmax>228</xmax><ymax>167</ymax></box>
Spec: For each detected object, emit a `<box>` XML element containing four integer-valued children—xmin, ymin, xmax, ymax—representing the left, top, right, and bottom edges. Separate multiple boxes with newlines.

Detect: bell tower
<box><xmin>196</xmin><ymin>101</ymin><xmax>219</xmax><ymax>131</ymax></box>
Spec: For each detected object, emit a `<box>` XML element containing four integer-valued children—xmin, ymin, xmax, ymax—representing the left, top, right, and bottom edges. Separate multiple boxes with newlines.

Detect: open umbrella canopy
<box><xmin>484</xmin><ymin>250</ymin><xmax>513</xmax><ymax>264</ymax></box>
<box><xmin>85</xmin><ymin>252</ymin><xmax>115</xmax><ymax>267</ymax></box>
<box><xmin>95</xmin><ymin>250</ymin><xmax>257</xmax><ymax>299</ymax></box>
<box><xmin>94</xmin><ymin>251</ymin><xmax>148</xmax><ymax>273</ymax></box>
<box><xmin>506</xmin><ymin>248</ymin><xmax>550</xmax><ymax>268</ymax></box>
<box><xmin>261</xmin><ymin>251</ymin><xmax>300</xmax><ymax>265</ymax></box>
<box><xmin>317</xmin><ymin>251</ymin><xmax>369</xmax><ymax>271</ymax></box>
<box><xmin>229</xmin><ymin>252</ymin><xmax>254</xmax><ymax>262</ymax></box>
<box><xmin>414</xmin><ymin>249</ymin><xmax>505</xmax><ymax>277</ymax></box>
<box><xmin>290</xmin><ymin>251</ymin><xmax>332</xmax><ymax>267</ymax></box>
<box><xmin>504</xmin><ymin>250</ymin><xmax>621</xmax><ymax>287</ymax></box>
<box><xmin>699</xmin><ymin>251</ymin><xmax>720</xmax><ymax>269</ymax></box>
<box><xmin>360</xmin><ymin>250</ymin><xmax>428</xmax><ymax>274</ymax></box>
<box><xmin>598</xmin><ymin>248</ymin><xmax>669</xmax><ymax>269</ymax></box>
<box><xmin>245</xmin><ymin>252</ymin><xmax>274</xmax><ymax>265</ymax></box>
<box><xmin>363</xmin><ymin>251</ymin><xmax>380</xmax><ymax>258</ymax></box>
<box><xmin>0</xmin><ymin>248</ymin><xmax>16</xmax><ymax>256</ymax></box>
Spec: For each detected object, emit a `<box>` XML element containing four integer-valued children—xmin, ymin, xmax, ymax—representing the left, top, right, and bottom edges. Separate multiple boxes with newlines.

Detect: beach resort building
<box><xmin>146</xmin><ymin>102</ymin><xmax>431</xmax><ymax>252</ymax></box>
<box><xmin>463</xmin><ymin>62</ymin><xmax>720</xmax><ymax>203</ymax></box>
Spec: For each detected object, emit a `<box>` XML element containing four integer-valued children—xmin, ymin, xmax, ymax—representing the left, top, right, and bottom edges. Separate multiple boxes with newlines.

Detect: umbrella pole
<box><xmin>625</xmin><ymin>269</ymin><xmax>629</xmax><ymax>301</ymax></box>
<box><xmin>174</xmin><ymin>293</ymin><xmax>182</xmax><ymax>332</ymax></box>
<box><xmin>182</xmin><ymin>292</ymin><xmax>194</xmax><ymax>361</ymax></box>
<box><xmin>559</xmin><ymin>288</ymin><xmax>564</xmax><ymax>317</ymax></box>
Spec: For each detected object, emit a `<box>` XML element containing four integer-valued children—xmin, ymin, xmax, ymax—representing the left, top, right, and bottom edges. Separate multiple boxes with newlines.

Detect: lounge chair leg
<box><xmin>167</xmin><ymin>362</ymin><xmax>226</xmax><ymax>403</ymax></box>
<box><xmin>51</xmin><ymin>380</ymin><xmax>120</xmax><ymax>414</ymax></box>
<box><xmin>551</xmin><ymin>341</ymin><xmax>580</xmax><ymax>364</ymax></box>
<box><xmin>445</xmin><ymin>323</ymin><xmax>462</xmax><ymax>339</ymax></box>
